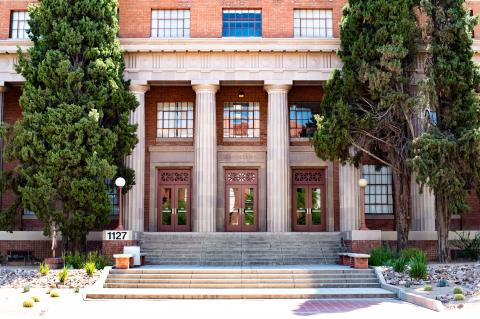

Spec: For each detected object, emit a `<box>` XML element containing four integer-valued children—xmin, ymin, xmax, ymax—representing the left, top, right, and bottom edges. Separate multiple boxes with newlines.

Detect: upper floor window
<box><xmin>10</xmin><ymin>11</ymin><xmax>30</xmax><ymax>39</ymax></box>
<box><xmin>223</xmin><ymin>102</ymin><xmax>260</xmax><ymax>138</ymax></box>
<box><xmin>294</xmin><ymin>9</ymin><xmax>333</xmax><ymax>38</ymax></box>
<box><xmin>157</xmin><ymin>102</ymin><xmax>194</xmax><ymax>138</ymax></box>
<box><xmin>151</xmin><ymin>9</ymin><xmax>190</xmax><ymax>38</ymax></box>
<box><xmin>222</xmin><ymin>10</ymin><xmax>262</xmax><ymax>37</ymax></box>
<box><xmin>289</xmin><ymin>102</ymin><xmax>321</xmax><ymax>138</ymax></box>
<box><xmin>362</xmin><ymin>165</ymin><xmax>394</xmax><ymax>214</ymax></box>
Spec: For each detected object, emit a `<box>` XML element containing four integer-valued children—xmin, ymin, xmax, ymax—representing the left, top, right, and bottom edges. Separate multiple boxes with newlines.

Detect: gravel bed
<box><xmin>0</xmin><ymin>267</ymin><xmax>102</xmax><ymax>289</ymax></box>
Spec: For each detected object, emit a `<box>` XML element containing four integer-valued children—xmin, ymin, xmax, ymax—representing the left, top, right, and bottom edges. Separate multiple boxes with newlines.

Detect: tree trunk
<box><xmin>393</xmin><ymin>169</ymin><xmax>411</xmax><ymax>252</ymax></box>
<box><xmin>435</xmin><ymin>194</ymin><xmax>450</xmax><ymax>262</ymax></box>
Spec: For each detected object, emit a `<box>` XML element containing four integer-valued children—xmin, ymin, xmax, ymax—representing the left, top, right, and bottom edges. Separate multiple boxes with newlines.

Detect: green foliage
<box><xmin>424</xmin><ymin>284</ymin><xmax>433</xmax><ymax>291</ymax></box>
<box><xmin>64</xmin><ymin>251</ymin><xmax>111</xmax><ymax>269</ymax></box>
<box><xmin>400</xmin><ymin>248</ymin><xmax>426</xmax><ymax>262</ymax></box>
<box><xmin>392</xmin><ymin>256</ymin><xmax>408</xmax><ymax>273</ymax></box>
<box><xmin>84</xmin><ymin>262</ymin><xmax>96</xmax><ymax>277</ymax></box>
<box><xmin>0</xmin><ymin>0</ymin><xmax>138</xmax><ymax>241</ymax></box>
<box><xmin>453</xmin><ymin>287</ymin><xmax>463</xmax><ymax>294</ymax></box>
<box><xmin>39</xmin><ymin>263</ymin><xmax>49</xmax><ymax>276</ymax></box>
<box><xmin>454</xmin><ymin>294</ymin><xmax>465</xmax><ymax>301</ymax></box>
<box><xmin>58</xmin><ymin>267</ymin><xmax>68</xmax><ymax>283</ymax></box>
<box><xmin>23</xmin><ymin>299</ymin><xmax>34</xmax><ymax>307</ymax></box>
<box><xmin>437</xmin><ymin>279</ymin><xmax>449</xmax><ymax>287</ymax></box>
<box><xmin>452</xmin><ymin>231</ymin><xmax>480</xmax><ymax>261</ymax></box>
<box><xmin>46</xmin><ymin>289</ymin><xmax>51</xmax><ymax>294</ymax></box>
<box><xmin>369</xmin><ymin>245</ymin><xmax>396</xmax><ymax>266</ymax></box>
<box><xmin>74</xmin><ymin>287</ymin><xmax>80</xmax><ymax>293</ymax></box>
<box><xmin>64</xmin><ymin>252</ymin><xmax>85</xmax><ymax>269</ymax></box>
<box><xmin>31</xmin><ymin>296</ymin><xmax>40</xmax><ymax>302</ymax></box>
<box><xmin>23</xmin><ymin>285</ymin><xmax>30</xmax><ymax>293</ymax></box>
<box><xmin>311</xmin><ymin>0</ymin><xmax>419</xmax><ymax>251</ymax></box>
<box><xmin>50</xmin><ymin>290</ymin><xmax>59</xmax><ymax>298</ymax></box>
<box><xmin>409</xmin><ymin>256</ymin><xmax>428</xmax><ymax>279</ymax></box>
<box><xmin>411</xmin><ymin>0</ymin><xmax>480</xmax><ymax>262</ymax></box>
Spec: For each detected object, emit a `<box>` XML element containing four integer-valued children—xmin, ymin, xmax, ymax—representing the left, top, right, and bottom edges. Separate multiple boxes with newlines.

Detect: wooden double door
<box><xmin>225</xmin><ymin>169</ymin><xmax>258</xmax><ymax>232</ymax></box>
<box><xmin>292</xmin><ymin>169</ymin><xmax>327</xmax><ymax>232</ymax></box>
<box><xmin>157</xmin><ymin>169</ymin><xmax>191</xmax><ymax>232</ymax></box>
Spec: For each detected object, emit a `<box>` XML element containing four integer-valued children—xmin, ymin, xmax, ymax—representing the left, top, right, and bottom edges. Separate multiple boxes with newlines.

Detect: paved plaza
<box><xmin>2</xmin><ymin>287</ymin><xmax>479</xmax><ymax>319</ymax></box>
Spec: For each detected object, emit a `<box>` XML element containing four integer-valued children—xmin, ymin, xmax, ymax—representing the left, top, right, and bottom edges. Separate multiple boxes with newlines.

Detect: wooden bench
<box><xmin>113</xmin><ymin>254</ymin><xmax>134</xmax><ymax>269</ymax></box>
<box><xmin>140</xmin><ymin>253</ymin><xmax>147</xmax><ymax>266</ymax></box>
<box><xmin>338</xmin><ymin>253</ymin><xmax>370</xmax><ymax>269</ymax></box>
<box><xmin>7</xmin><ymin>250</ymin><xmax>32</xmax><ymax>265</ymax></box>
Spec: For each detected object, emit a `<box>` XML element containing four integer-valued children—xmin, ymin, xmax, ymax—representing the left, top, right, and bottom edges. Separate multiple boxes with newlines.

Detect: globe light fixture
<box><xmin>115</xmin><ymin>177</ymin><xmax>126</xmax><ymax>230</ymax></box>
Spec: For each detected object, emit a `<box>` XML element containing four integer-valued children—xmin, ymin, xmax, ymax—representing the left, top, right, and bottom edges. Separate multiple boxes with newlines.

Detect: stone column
<box><xmin>411</xmin><ymin>175</ymin><xmax>436</xmax><ymax>231</ymax></box>
<box><xmin>124</xmin><ymin>84</ymin><xmax>149</xmax><ymax>232</ymax></box>
<box><xmin>192</xmin><ymin>81</ymin><xmax>219</xmax><ymax>232</ymax></box>
<box><xmin>340</xmin><ymin>164</ymin><xmax>361</xmax><ymax>231</ymax></box>
<box><xmin>264</xmin><ymin>82</ymin><xmax>292</xmax><ymax>232</ymax></box>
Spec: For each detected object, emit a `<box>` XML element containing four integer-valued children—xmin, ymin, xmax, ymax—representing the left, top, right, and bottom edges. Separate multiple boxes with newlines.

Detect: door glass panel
<box><xmin>177</xmin><ymin>187</ymin><xmax>188</xmax><ymax>225</ymax></box>
<box><xmin>311</xmin><ymin>187</ymin><xmax>321</xmax><ymax>225</ymax></box>
<box><xmin>243</xmin><ymin>187</ymin><xmax>255</xmax><ymax>226</ymax></box>
<box><xmin>296</xmin><ymin>187</ymin><xmax>306</xmax><ymax>225</ymax></box>
<box><xmin>161</xmin><ymin>188</ymin><xmax>172</xmax><ymax>225</ymax></box>
<box><xmin>228</xmin><ymin>187</ymin><xmax>240</xmax><ymax>226</ymax></box>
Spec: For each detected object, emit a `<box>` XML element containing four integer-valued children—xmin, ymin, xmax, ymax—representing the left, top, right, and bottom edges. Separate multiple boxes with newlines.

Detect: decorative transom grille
<box><xmin>159</xmin><ymin>170</ymin><xmax>191</xmax><ymax>184</ymax></box>
<box><xmin>293</xmin><ymin>170</ymin><xmax>325</xmax><ymax>184</ymax></box>
<box><xmin>225</xmin><ymin>171</ymin><xmax>257</xmax><ymax>184</ymax></box>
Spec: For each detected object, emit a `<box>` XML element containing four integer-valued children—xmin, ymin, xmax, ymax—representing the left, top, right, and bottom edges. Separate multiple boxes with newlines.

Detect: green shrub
<box><xmin>31</xmin><ymin>296</ymin><xmax>40</xmax><ymax>302</ymax></box>
<box><xmin>46</xmin><ymin>289</ymin><xmax>51</xmax><ymax>294</ymax></box>
<box><xmin>39</xmin><ymin>263</ymin><xmax>49</xmax><ymax>276</ymax></box>
<box><xmin>454</xmin><ymin>294</ymin><xmax>465</xmax><ymax>301</ymax></box>
<box><xmin>392</xmin><ymin>256</ymin><xmax>408</xmax><ymax>272</ymax></box>
<box><xmin>23</xmin><ymin>285</ymin><xmax>30</xmax><ymax>293</ymax></box>
<box><xmin>63</xmin><ymin>252</ymin><xmax>85</xmax><ymax>269</ymax></box>
<box><xmin>369</xmin><ymin>245</ymin><xmax>396</xmax><ymax>266</ymax></box>
<box><xmin>74</xmin><ymin>287</ymin><xmax>80</xmax><ymax>293</ymax></box>
<box><xmin>424</xmin><ymin>284</ymin><xmax>433</xmax><ymax>291</ymax></box>
<box><xmin>58</xmin><ymin>267</ymin><xmax>68</xmax><ymax>283</ymax></box>
<box><xmin>453</xmin><ymin>287</ymin><xmax>463</xmax><ymax>294</ymax></box>
<box><xmin>50</xmin><ymin>290</ymin><xmax>59</xmax><ymax>298</ymax></box>
<box><xmin>23</xmin><ymin>299</ymin><xmax>34</xmax><ymax>307</ymax></box>
<box><xmin>437</xmin><ymin>279</ymin><xmax>449</xmax><ymax>287</ymax></box>
<box><xmin>409</xmin><ymin>256</ymin><xmax>428</xmax><ymax>279</ymax></box>
<box><xmin>87</xmin><ymin>251</ymin><xmax>111</xmax><ymax>270</ymax></box>
<box><xmin>452</xmin><ymin>231</ymin><xmax>480</xmax><ymax>261</ymax></box>
<box><xmin>400</xmin><ymin>248</ymin><xmax>428</xmax><ymax>263</ymax></box>
<box><xmin>84</xmin><ymin>262</ymin><xmax>96</xmax><ymax>277</ymax></box>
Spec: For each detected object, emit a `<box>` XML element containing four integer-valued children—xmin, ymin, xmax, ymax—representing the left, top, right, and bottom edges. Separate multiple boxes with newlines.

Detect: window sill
<box><xmin>223</xmin><ymin>138</ymin><xmax>261</xmax><ymax>143</ymax></box>
<box><xmin>365</xmin><ymin>214</ymin><xmax>394</xmax><ymax>220</ymax></box>
<box><xmin>156</xmin><ymin>138</ymin><xmax>193</xmax><ymax>143</ymax></box>
<box><xmin>22</xmin><ymin>215</ymin><xmax>37</xmax><ymax>220</ymax></box>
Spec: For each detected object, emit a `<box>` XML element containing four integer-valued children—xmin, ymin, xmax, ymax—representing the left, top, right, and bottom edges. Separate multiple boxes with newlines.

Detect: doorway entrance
<box><xmin>157</xmin><ymin>169</ymin><xmax>191</xmax><ymax>232</ymax></box>
<box><xmin>225</xmin><ymin>169</ymin><xmax>258</xmax><ymax>232</ymax></box>
<box><xmin>292</xmin><ymin>169</ymin><xmax>327</xmax><ymax>231</ymax></box>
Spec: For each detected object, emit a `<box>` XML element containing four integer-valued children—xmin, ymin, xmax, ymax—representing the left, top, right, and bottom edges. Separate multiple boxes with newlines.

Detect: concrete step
<box><xmin>109</xmin><ymin>268</ymin><xmax>375</xmax><ymax>274</ymax></box>
<box><xmin>86</xmin><ymin>287</ymin><xmax>396</xmax><ymax>300</ymax></box>
<box><xmin>103</xmin><ymin>282</ymin><xmax>382</xmax><ymax>289</ymax></box>
<box><xmin>105</xmin><ymin>278</ymin><xmax>380</xmax><ymax>285</ymax></box>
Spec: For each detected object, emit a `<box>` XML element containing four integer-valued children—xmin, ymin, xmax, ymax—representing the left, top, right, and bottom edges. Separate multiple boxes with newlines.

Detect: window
<box><xmin>23</xmin><ymin>209</ymin><xmax>36</xmax><ymax>218</ymax></box>
<box><xmin>294</xmin><ymin>9</ymin><xmax>333</xmax><ymax>38</ymax></box>
<box><xmin>362</xmin><ymin>165</ymin><xmax>394</xmax><ymax>214</ymax></box>
<box><xmin>223</xmin><ymin>102</ymin><xmax>260</xmax><ymax>138</ymax></box>
<box><xmin>289</xmin><ymin>102</ymin><xmax>321</xmax><ymax>138</ymax></box>
<box><xmin>10</xmin><ymin>11</ymin><xmax>30</xmax><ymax>39</ymax></box>
<box><xmin>222</xmin><ymin>10</ymin><xmax>262</xmax><ymax>37</ymax></box>
<box><xmin>108</xmin><ymin>182</ymin><xmax>119</xmax><ymax>216</ymax></box>
<box><xmin>151</xmin><ymin>9</ymin><xmax>190</xmax><ymax>38</ymax></box>
<box><xmin>157</xmin><ymin>102</ymin><xmax>194</xmax><ymax>138</ymax></box>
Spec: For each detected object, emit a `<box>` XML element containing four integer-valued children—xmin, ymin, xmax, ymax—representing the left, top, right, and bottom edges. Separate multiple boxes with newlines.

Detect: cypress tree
<box><xmin>312</xmin><ymin>0</ymin><xmax>419</xmax><ymax>251</ymax></box>
<box><xmin>1</xmin><ymin>0</ymin><xmax>138</xmax><ymax>250</ymax></box>
<box><xmin>411</xmin><ymin>0</ymin><xmax>480</xmax><ymax>262</ymax></box>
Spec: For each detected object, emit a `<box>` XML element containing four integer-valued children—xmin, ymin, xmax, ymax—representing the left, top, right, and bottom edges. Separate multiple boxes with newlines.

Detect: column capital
<box><xmin>192</xmin><ymin>80</ymin><xmax>220</xmax><ymax>93</ymax></box>
<box><xmin>129</xmin><ymin>83</ymin><xmax>150</xmax><ymax>94</ymax></box>
<box><xmin>264</xmin><ymin>80</ymin><xmax>292</xmax><ymax>93</ymax></box>
<box><xmin>0</xmin><ymin>82</ymin><xmax>9</xmax><ymax>93</ymax></box>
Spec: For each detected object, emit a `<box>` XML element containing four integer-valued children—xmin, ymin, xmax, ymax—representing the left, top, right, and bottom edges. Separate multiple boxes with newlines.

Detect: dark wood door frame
<box><xmin>292</xmin><ymin>169</ymin><xmax>327</xmax><ymax>232</ymax></box>
<box><xmin>225</xmin><ymin>169</ymin><xmax>259</xmax><ymax>232</ymax></box>
<box><xmin>157</xmin><ymin>169</ymin><xmax>192</xmax><ymax>232</ymax></box>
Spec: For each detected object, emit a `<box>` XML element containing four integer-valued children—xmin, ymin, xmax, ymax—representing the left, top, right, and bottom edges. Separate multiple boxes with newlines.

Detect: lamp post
<box><xmin>358</xmin><ymin>178</ymin><xmax>369</xmax><ymax>231</ymax></box>
<box><xmin>115</xmin><ymin>177</ymin><xmax>126</xmax><ymax>231</ymax></box>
